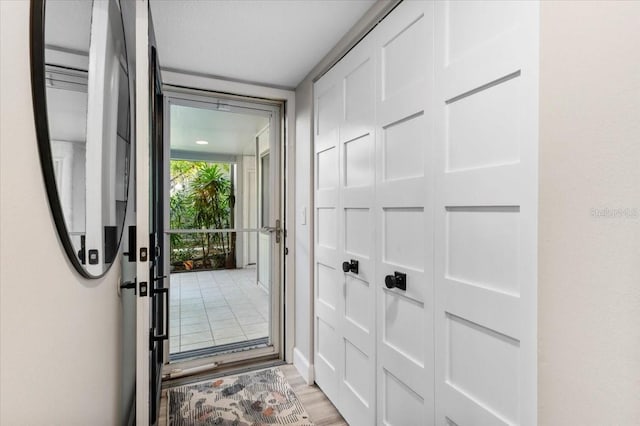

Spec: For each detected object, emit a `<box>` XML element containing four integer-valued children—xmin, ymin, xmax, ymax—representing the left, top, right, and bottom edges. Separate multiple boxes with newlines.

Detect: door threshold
<box><xmin>170</xmin><ymin>337</ymin><xmax>269</xmax><ymax>362</ymax></box>
<box><xmin>161</xmin><ymin>356</ymin><xmax>284</xmax><ymax>389</ymax></box>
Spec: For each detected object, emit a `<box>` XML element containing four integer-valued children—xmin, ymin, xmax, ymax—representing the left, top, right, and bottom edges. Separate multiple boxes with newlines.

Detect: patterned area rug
<box><xmin>167</xmin><ymin>367</ymin><xmax>314</xmax><ymax>425</ymax></box>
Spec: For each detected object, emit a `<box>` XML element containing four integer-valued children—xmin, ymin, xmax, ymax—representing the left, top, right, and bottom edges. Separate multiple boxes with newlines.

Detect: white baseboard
<box><xmin>293</xmin><ymin>347</ymin><xmax>314</xmax><ymax>385</ymax></box>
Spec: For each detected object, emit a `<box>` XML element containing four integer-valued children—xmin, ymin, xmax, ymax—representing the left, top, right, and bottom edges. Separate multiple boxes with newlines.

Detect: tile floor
<box><xmin>169</xmin><ymin>266</ymin><xmax>270</xmax><ymax>354</ymax></box>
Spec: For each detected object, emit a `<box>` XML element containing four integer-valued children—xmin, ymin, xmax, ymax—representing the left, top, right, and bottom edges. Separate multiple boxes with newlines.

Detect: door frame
<box><xmin>158</xmin><ymin>71</ymin><xmax>295</xmax><ymax>372</ymax></box>
<box><xmin>162</xmin><ymin>91</ymin><xmax>282</xmax><ymax>364</ymax></box>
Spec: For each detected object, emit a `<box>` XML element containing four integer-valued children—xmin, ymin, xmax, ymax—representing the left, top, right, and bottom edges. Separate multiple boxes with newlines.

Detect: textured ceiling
<box><xmin>149</xmin><ymin>0</ymin><xmax>376</xmax><ymax>88</ymax></box>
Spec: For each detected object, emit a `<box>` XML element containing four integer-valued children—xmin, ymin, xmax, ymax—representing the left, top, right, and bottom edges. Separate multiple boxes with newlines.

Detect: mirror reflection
<box><xmin>42</xmin><ymin>0</ymin><xmax>130</xmax><ymax>276</ymax></box>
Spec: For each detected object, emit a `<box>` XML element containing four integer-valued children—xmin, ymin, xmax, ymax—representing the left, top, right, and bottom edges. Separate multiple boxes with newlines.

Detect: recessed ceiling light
<box><xmin>195</xmin><ymin>140</ymin><xmax>209</xmax><ymax>145</ymax></box>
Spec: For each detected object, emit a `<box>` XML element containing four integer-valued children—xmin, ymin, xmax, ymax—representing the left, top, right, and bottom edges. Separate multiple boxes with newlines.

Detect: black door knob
<box><xmin>342</xmin><ymin>259</ymin><xmax>359</xmax><ymax>274</ymax></box>
<box><xmin>385</xmin><ymin>272</ymin><xmax>407</xmax><ymax>291</ymax></box>
<box><xmin>385</xmin><ymin>275</ymin><xmax>396</xmax><ymax>288</ymax></box>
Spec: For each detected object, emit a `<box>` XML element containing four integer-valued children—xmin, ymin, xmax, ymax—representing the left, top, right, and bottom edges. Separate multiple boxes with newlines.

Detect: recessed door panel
<box><xmin>317</xmin><ymin>207</ymin><xmax>337</xmax><ymax>249</ymax></box>
<box><xmin>446</xmin><ymin>75</ymin><xmax>521</xmax><ymax>172</ymax></box>
<box><xmin>383</xmin><ymin>207</ymin><xmax>425</xmax><ymax>272</ymax></box>
<box><xmin>317</xmin><ymin>147</ymin><xmax>338</xmax><ymax>190</ymax></box>
<box><xmin>383</xmin><ymin>291</ymin><xmax>425</xmax><ymax>367</ymax></box>
<box><xmin>318</xmin><ymin>318</ymin><xmax>339</xmax><ymax>370</ymax></box>
<box><xmin>345</xmin><ymin>58</ymin><xmax>374</xmax><ymax>123</ymax></box>
<box><xmin>345</xmin><ymin>275</ymin><xmax>370</xmax><ymax>332</ymax></box>
<box><xmin>344</xmin><ymin>134</ymin><xmax>373</xmax><ymax>188</ymax></box>
<box><xmin>447</xmin><ymin>314</ymin><xmax>520</xmax><ymax>423</ymax></box>
<box><xmin>445</xmin><ymin>0</ymin><xmax>520</xmax><ymax>66</ymax></box>
<box><xmin>317</xmin><ymin>84</ymin><xmax>341</xmax><ymax>136</ymax></box>
<box><xmin>383</xmin><ymin>112</ymin><xmax>425</xmax><ymax>181</ymax></box>
<box><xmin>345</xmin><ymin>208</ymin><xmax>371</xmax><ymax>258</ymax></box>
<box><xmin>446</xmin><ymin>207</ymin><xmax>520</xmax><ymax>296</ymax></box>
<box><xmin>317</xmin><ymin>263</ymin><xmax>337</xmax><ymax>310</ymax></box>
<box><xmin>344</xmin><ymin>340</ymin><xmax>372</xmax><ymax>407</ymax></box>
<box><xmin>383</xmin><ymin>369</ymin><xmax>425</xmax><ymax>426</ymax></box>
<box><xmin>382</xmin><ymin>13</ymin><xmax>427</xmax><ymax>101</ymax></box>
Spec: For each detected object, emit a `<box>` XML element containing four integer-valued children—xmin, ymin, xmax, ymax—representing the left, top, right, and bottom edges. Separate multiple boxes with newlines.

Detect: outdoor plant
<box><xmin>169</xmin><ymin>160</ymin><xmax>235</xmax><ymax>271</ymax></box>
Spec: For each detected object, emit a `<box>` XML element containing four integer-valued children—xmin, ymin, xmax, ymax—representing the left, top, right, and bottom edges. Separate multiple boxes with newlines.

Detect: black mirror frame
<box><xmin>29</xmin><ymin>0</ymin><xmax>131</xmax><ymax>279</ymax></box>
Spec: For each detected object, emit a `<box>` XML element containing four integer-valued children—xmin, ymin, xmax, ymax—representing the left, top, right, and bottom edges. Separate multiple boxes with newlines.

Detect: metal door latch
<box><xmin>120</xmin><ymin>279</ymin><xmax>137</xmax><ymax>295</ymax></box>
<box><xmin>262</xmin><ymin>219</ymin><xmax>282</xmax><ymax>243</ymax></box>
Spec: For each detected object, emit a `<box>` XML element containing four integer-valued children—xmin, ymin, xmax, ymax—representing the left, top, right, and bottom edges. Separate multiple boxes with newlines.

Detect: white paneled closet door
<box><xmin>433</xmin><ymin>1</ymin><xmax>538</xmax><ymax>425</ymax></box>
<box><xmin>314</xmin><ymin>32</ymin><xmax>377</xmax><ymax>426</ymax></box>
<box><xmin>338</xmin><ymin>33</ymin><xmax>376</xmax><ymax>426</ymax></box>
<box><xmin>314</xmin><ymin>63</ymin><xmax>342</xmax><ymax>404</ymax></box>
<box><xmin>314</xmin><ymin>1</ymin><xmax>538</xmax><ymax>425</ymax></box>
<box><xmin>374</xmin><ymin>1</ymin><xmax>434</xmax><ymax>425</ymax></box>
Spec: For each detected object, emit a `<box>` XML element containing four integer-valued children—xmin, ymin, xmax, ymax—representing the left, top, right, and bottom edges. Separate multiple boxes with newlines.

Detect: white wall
<box><xmin>0</xmin><ymin>2</ymin><xmax>128</xmax><ymax>424</ymax></box>
<box><xmin>539</xmin><ymin>1</ymin><xmax>640</xmax><ymax>423</ymax></box>
<box><xmin>293</xmin><ymin>79</ymin><xmax>314</xmax><ymax>378</ymax></box>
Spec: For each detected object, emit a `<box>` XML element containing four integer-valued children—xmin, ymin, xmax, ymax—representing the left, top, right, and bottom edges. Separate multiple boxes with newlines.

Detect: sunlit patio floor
<box><xmin>169</xmin><ymin>266</ymin><xmax>269</xmax><ymax>354</ymax></box>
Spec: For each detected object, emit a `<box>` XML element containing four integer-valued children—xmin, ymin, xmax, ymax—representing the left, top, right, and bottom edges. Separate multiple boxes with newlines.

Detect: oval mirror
<box><xmin>30</xmin><ymin>0</ymin><xmax>131</xmax><ymax>278</ymax></box>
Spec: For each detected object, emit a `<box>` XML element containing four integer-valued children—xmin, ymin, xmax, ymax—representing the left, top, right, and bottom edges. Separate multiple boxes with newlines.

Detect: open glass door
<box><xmin>136</xmin><ymin>2</ymin><xmax>166</xmax><ymax>424</ymax></box>
<box><xmin>163</xmin><ymin>92</ymin><xmax>283</xmax><ymax>366</ymax></box>
<box><xmin>137</xmin><ymin>4</ymin><xmax>284</xmax><ymax>421</ymax></box>
<box><xmin>148</xmin><ymin>44</ymin><xmax>166</xmax><ymax>425</ymax></box>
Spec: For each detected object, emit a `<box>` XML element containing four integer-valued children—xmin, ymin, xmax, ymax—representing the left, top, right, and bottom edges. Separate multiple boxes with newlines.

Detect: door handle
<box><xmin>261</xmin><ymin>219</ymin><xmax>282</xmax><ymax>243</ymax></box>
<box><xmin>149</xmin><ymin>287</ymin><xmax>169</xmax><ymax>350</ymax></box>
<box><xmin>120</xmin><ymin>279</ymin><xmax>136</xmax><ymax>295</ymax></box>
<box><xmin>342</xmin><ymin>259</ymin><xmax>359</xmax><ymax>274</ymax></box>
<box><xmin>385</xmin><ymin>272</ymin><xmax>406</xmax><ymax>291</ymax></box>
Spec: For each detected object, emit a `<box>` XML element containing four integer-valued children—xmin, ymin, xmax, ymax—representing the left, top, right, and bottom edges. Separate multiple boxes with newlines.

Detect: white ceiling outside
<box><xmin>149</xmin><ymin>0</ymin><xmax>376</xmax><ymax>88</ymax></box>
<box><xmin>44</xmin><ymin>0</ymin><xmax>92</xmax><ymax>53</ymax></box>
<box><xmin>170</xmin><ymin>104</ymin><xmax>269</xmax><ymax>157</ymax></box>
<box><xmin>47</xmin><ymin>87</ymin><xmax>88</xmax><ymax>143</ymax></box>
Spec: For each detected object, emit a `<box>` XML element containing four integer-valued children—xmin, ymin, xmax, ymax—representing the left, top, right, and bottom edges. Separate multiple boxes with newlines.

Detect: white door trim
<box><xmin>160</xmin><ymin>71</ymin><xmax>296</xmax><ymax>364</ymax></box>
<box><xmin>134</xmin><ymin>0</ymin><xmax>150</xmax><ymax>424</ymax></box>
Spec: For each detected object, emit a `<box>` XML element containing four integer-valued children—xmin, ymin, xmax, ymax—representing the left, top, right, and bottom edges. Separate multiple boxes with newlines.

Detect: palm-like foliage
<box><xmin>169</xmin><ymin>160</ymin><xmax>234</xmax><ymax>269</ymax></box>
<box><xmin>190</xmin><ymin>163</ymin><xmax>231</xmax><ymax>267</ymax></box>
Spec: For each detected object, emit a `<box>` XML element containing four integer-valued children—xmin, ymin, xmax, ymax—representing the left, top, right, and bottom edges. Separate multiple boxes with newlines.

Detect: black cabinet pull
<box><xmin>385</xmin><ymin>272</ymin><xmax>407</xmax><ymax>291</ymax></box>
<box><xmin>342</xmin><ymin>259</ymin><xmax>359</xmax><ymax>274</ymax></box>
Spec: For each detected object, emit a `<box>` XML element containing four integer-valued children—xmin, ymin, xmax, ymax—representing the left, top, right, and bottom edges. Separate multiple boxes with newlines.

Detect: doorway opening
<box><xmin>164</xmin><ymin>92</ymin><xmax>283</xmax><ymax>363</ymax></box>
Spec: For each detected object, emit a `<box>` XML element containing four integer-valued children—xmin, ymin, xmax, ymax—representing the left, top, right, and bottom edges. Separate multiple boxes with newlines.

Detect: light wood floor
<box><xmin>158</xmin><ymin>363</ymin><xmax>346</xmax><ymax>426</ymax></box>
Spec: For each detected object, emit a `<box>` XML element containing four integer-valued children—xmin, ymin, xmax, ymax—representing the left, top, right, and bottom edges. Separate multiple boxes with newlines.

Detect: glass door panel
<box><xmin>164</xmin><ymin>96</ymin><xmax>280</xmax><ymax>362</ymax></box>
